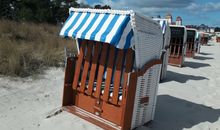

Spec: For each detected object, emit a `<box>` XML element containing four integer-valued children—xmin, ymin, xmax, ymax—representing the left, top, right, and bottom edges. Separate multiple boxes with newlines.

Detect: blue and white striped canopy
<box><xmin>159</xmin><ymin>20</ymin><xmax>167</xmax><ymax>34</ymax></box>
<box><xmin>59</xmin><ymin>9</ymin><xmax>133</xmax><ymax>49</ymax></box>
<box><xmin>153</xmin><ymin>19</ymin><xmax>168</xmax><ymax>34</ymax></box>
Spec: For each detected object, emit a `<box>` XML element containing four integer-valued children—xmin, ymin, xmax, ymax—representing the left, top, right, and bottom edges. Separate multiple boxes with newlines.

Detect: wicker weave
<box><xmin>61</xmin><ymin>8</ymin><xmax>163</xmax><ymax>129</ymax></box>
<box><xmin>130</xmin><ymin>13</ymin><xmax>163</xmax><ymax>128</ymax></box>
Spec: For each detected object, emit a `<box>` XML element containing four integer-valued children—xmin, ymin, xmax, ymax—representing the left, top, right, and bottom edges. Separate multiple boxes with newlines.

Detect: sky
<box><xmin>78</xmin><ymin>0</ymin><xmax>220</xmax><ymax>27</ymax></box>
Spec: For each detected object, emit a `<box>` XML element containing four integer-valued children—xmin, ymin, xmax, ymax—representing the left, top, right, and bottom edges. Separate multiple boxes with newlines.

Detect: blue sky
<box><xmin>78</xmin><ymin>0</ymin><xmax>220</xmax><ymax>27</ymax></box>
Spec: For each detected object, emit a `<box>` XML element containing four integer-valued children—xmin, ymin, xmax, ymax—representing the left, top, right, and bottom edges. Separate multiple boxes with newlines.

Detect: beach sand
<box><xmin>0</xmin><ymin>41</ymin><xmax>220</xmax><ymax>130</ymax></box>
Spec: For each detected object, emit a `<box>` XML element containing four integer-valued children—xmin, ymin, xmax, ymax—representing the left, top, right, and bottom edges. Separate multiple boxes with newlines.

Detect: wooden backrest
<box><xmin>187</xmin><ymin>37</ymin><xmax>194</xmax><ymax>51</ymax></box>
<box><xmin>169</xmin><ymin>37</ymin><xmax>183</xmax><ymax>56</ymax></box>
<box><xmin>169</xmin><ymin>27</ymin><xmax>185</xmax><ymax>56</ymax></box>
<box><xmin>72</xmin><ymin>40</ymin><xmax>135</xmax><ymax>105</ymax></box>
<box><xmin>186</xmin><ymin>30</ymin><xmax>196</xmax><ymax>51</ymax></box>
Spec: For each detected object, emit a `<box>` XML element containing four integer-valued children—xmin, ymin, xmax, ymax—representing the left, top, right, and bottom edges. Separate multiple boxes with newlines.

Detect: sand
<box><xmin>0</xmin><ymin>40</ymin><xmax>220</xmax><ymax>130</ymax></box>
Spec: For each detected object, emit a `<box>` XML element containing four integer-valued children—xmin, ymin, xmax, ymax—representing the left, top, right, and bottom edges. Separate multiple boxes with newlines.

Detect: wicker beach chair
<box><xmin>168</xmin><ymin>25</ymin><xmax>187</xmax><ymax>67</ymax></box>
<box><xmin>186</xmin><ymin>28</ymin><xmax>197</xmax><ymax>58</ymax></box>
<box><xmin>200</xmin><ymin>32</ymin><xmax>209</xmax><ymax>45</ymax></box>
<box><xmin>59</xmin><ymin>8</ymin><xmax>163</xmax><ymax>130</ymax></box>
<box><xmin>216</xmin><ymin>33</ymin><xmax>220</xmax><ymax>43</ymax></box>
<box><xmin>195</xmin><ymin>31</ymin><xmax>201</xmax><ymax>53</ymax></box>
<box><xmin>153</xmin><ymin>18</ymin><xmax>171</xmax><ymax>80</ymax></box>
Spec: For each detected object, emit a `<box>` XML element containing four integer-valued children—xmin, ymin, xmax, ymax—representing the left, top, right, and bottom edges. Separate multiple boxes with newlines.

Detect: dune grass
<box><xmin>0</xmin><ymin>20</ymin><xmax>77</xmax><ymax>77</ymax></box>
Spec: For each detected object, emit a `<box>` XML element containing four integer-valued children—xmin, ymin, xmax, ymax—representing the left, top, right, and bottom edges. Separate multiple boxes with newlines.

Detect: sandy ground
<box><xmin>1</xmin><ymin>40</ymin><xmax>220</xmax><ymax>130</ymax></box>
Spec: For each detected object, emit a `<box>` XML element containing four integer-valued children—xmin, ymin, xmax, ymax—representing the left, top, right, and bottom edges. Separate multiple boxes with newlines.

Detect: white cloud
<box><xmin>77</xmin><ymin>0</ymin><xmax>88</xmax><ymax>4</ymax></box>
<box><xmin>204</xmin><ymin>2</ymin><xmax>220</xmax><ymax>12</ymax></box>
<box><xmin>186</xmin><ymin>2</ymin><xmax>220</xmax><ymax>13</ymax></box>
<box><xmin>91</xmin><ymin>0</ymin><xmax>193</xmax><ymax>16</ymax></box>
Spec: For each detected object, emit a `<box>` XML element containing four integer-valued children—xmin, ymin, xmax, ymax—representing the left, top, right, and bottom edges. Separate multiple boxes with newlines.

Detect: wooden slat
<box><xmin>177</xmin><ymin>45</ymin><xmax>180</xmax><ymax>56</ymax></box>
<box><xmin>112</xmin><ymin>50</ymin><xmax>124</xmax><ymax>105</ymax></box>
<box><xmin>173</xmin><ymin>38</ymin><xmax>177</xmax><ymax>56</ymax></box>
<box><xmin>121</xmin><ymin>73</ymin><xmax>138</xmax><ymax>130</ymax></box>
<box><xmin>72</xmin><ymin>40</ymin><xmax>86</xmax><ymax>89</ymax></box>
<box><xmin>169</xmin><ymin>45</ymin><xmax>172</xmax><ymax>56</ymax></box>
<box><xmin>94</xmin><ymin>43</ymin><xmax>109</xmax><ymax>98</ymax></box>
<box><xmin>187</xmin><ymin>38</ymin><xmax>190</xmax><ymax>51</ymax></box>
<box><xmin>102</xmin><ymin>45</ymin><xmax>115</xmax><ymax>102</ymax></box>
<box><xmin>173</xmin><ymin>44</ymin><xmax>176</xmax><ymax>56</ymax></box>
<box><xmin>177</xmin><ymin>44</ymin><xmax>181</xmax><ymax>56</ymax></box>
<box><xmin>79</xmin><ymin>41</ymin><xmax>93</xmax><ymax>93</ymax></box>
<box><xmin>62</xmin><ymin>57</ymin><xmax>76</xmax><ymax>106</ymax></box>
<box><xmin>87</xmin><ymin>42</ymin><xmax>100</xmax><ymax>95</ymax></box>
<box><xmin>122</xmin><ymin>49</ymin><xmax>134</xmax><ymax>104</ymax></box>
<box><xmin>170</xmin><ymin>38</ymin><xmax>174</xmax><ymax>55</ymax></box>
<box><xmin>190</xmin><ymin>41</ymin><xmax>192</xmax><ymax>51</ymax></box>
<box><xmin>191</xmin><ymin>38</ymin><xmax>194</xmax><ymax>50</ymax></box>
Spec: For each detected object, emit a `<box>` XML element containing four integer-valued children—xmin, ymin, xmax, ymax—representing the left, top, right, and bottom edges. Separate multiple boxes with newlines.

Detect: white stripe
<box><xmin>116</xmin><ymin>21</ymin><xmax>131</xmax><ymax>48</ymax></box>
<box><xmin>159</xmin><ymin>20</ymin><xmax>166</xmax><ymax>34</ymax></box>
<box><xmin>59</xmin><ymin>12</ymin><xmax>78</xmax><ymax>36</ymax></box>
<box><xmin>105</xmin><ymin>15</ymin><xmax>126</xmax><ymax>43</ymax></box>
<box><xmin>75</xmin><ymin>13</ymin><xmax>95</xmax><ymax>38</ymax></box>
<box><xmin>68</xmin><ymin>13</ymin><xmax>87</xmax><ymax>37</ymax></box>
<box><xmin>85</xmin><ymin>14</ymin><xmax>105</xmax><ymax>39</ymax></box>
<box><xmin>94</xmin><ymin>14</ymin><xmax>115</xmax><ymax>41</ymax></box>
<box><xmin>159</xmin><ymin>21</ymin><xmax>163</xmax><ymax>27</ymax></box>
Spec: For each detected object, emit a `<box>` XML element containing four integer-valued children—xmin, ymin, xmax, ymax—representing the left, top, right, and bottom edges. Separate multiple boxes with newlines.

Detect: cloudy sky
<box><xmin>78</xmin><ymin>0</ymin><xmax>220</xmax><ymax>26</ymax></box>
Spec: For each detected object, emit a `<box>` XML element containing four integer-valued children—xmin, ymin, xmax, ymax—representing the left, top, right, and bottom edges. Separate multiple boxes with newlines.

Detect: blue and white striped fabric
<box><xmin>159</xmin><ymin>20</ymin><xmax>167</xmax><ymax>34</ymax></box>
<box><xmin>153</xmin><ymin>19</ymin><xmax>167</xmax><ymax>34</ymax></box>
<box><xmin>60</xmin><ymin>11</ymin><xmax>133</xmax><ymax>49</ymax></box>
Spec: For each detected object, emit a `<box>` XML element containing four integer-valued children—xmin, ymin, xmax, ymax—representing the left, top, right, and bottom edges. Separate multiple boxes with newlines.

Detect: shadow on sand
<box><xmin>193</xmin><ymin>56</ymin><xmax>214</xmax><ymax>60</ymax></box>
<box><xmin>161</xmin><ymin>71</ymin><xmax>208</xmax><ymax>83</ymax></box>
<box><xmin>138</xmin><ymin>95</ymin><xmax>220</xmax><ymax>130</ymax></box>
<box><xmin>184</xmin><ymin>61</ymin><xmax>211</xmax><ymax>69</ymax></box>
<box><xmin>199</xmin><ymin>52</ymin><xmax>213</xmax><ymax>56</ymax></box>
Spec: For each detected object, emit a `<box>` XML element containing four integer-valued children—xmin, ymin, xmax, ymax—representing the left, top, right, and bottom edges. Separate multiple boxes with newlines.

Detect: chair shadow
<box><xmin>138</xmin><ymin>95</ymin><xmax>220</xmax><ymax>130</ymax></box>
<box><xmin>193</xmin><ymin>56</ymin><xmax>214</xmax><ymax>60</ymax></box>
<box><xmin>199</xmin><ymin>52</ymin><xmax>213</xmax><ymax>56</ymax></box>
<box><xmin>184</xmin><ymin>61</ymin><xmax>211</xmax><ymax>69</ymax></box>
<box><xmin>161</xmin><ymin>71</ymin><xmax>208</xmax><ymax>83</ymax></box>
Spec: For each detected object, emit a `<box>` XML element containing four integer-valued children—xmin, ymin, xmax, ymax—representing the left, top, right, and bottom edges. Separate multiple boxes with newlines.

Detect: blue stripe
<box><xmin>90</xmin><ymin>14</ymin><xmax>110</xmax><ymax>41</ymax></box>
<box><xmin>124</xmin><ymin>30</ymin><xmax>133</xmax><ymax>49</ymax></box>
<box><xmin>72</xmin><ymin>12</ymin><xmax>91</xmax><ymax>38</ymax></box>
<box><xmin>59</xmin><ymin>12</ymin><xmax>74</xmax><ymax>36</ymax></box>
<box><xmin>100</xmin><ymin>14</ymin><xmax>120</xmax><ymax>42</ymax></box>
<box><xmin>162</xmin><ymin>21</ymin><xmax>166</xmax><ymax>33</ymax></box>
<box><xmin>80</xmin><ymin>13</ymin><xmax>99</xmax><ymax>39</ymax></box>
<box><xmin>110</xmin><ymin>15</ymin><xmax>130</xmax><ymax>45</ymax></box>
<box><xmin>64</xmin><ymin>12</ymin><xmax>83</xmax><ymax>37</ymax></box>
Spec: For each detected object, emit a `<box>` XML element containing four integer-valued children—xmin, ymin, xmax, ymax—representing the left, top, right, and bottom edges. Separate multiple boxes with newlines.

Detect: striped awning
<box><xmin>159</xmin><ymin>20</ymin><xmax>167</xmax><ymax>34</ymax></box>
<box><xmin>153</xmin><ymin>18</ymin><xmax>168</xmax><ymax>34</ymax></box>
<box><xmin>59</xmin><ymin>9</ymin><xmax>134</xmax><ymax>49</ymax></box>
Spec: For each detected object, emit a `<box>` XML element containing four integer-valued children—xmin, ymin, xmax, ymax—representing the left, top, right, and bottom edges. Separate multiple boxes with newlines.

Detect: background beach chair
<box><xmin>216</xmin><ymin>32</ymin><xmax>220</xmax><ymax>43</ymax></box>
<box><xmin>195</xmin><ymin>31</ymin><xmax>201</xmax><ymax>53</ymax></box>
<box><xmin>186</xmin><ymin>28</ymin><xmax>197</xmax><ymax>58</ymax></box>
<box><xmin>168</xmin><ymin>25</ymin><xmax>187</xmax><ymax>67</ymax></box>
<box><xmin>153</xmin><ymin>18</ymin><xmax>171</xmax><ymax>81</ymax></box>
<box><xmin>200</xmin><ymin>32</ymin><xmax>209</xmax><ymax>45</ymax></box>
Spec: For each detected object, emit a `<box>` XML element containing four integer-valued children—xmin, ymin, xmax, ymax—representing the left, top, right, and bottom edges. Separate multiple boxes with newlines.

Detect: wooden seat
<box><xmin>63</xmin><ymin>39</ymin><xmax>135</xmax><ymax>129</ymax></box>
<box><xmin>168</xmin><ymin>37</ymin><xmax>184</xmax><ymax>67</ymax></box>
<box><xmin>62</xmin><ymin>39</ymin><xmax>162</xmax><ymax>130</ymax></box>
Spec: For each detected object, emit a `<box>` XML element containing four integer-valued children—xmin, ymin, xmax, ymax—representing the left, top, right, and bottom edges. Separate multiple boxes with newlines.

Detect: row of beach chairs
<box><xmin>58</xmin><ymin>8</ymin><xmax>208</xmax><ymax>130</ymax></box>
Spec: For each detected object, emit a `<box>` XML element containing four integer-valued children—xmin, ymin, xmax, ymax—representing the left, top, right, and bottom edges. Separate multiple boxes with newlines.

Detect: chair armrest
<box><xmin>132</xmin><ymin>59</ymin><xmax>162</xmax><ymax>77</ymax></box>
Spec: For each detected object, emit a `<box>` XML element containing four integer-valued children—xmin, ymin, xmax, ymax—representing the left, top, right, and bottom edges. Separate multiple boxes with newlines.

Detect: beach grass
<box><xmin>0</xmin><ymin>20</ymin><xmax>77</xmax><ymax>77</ymax></box>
